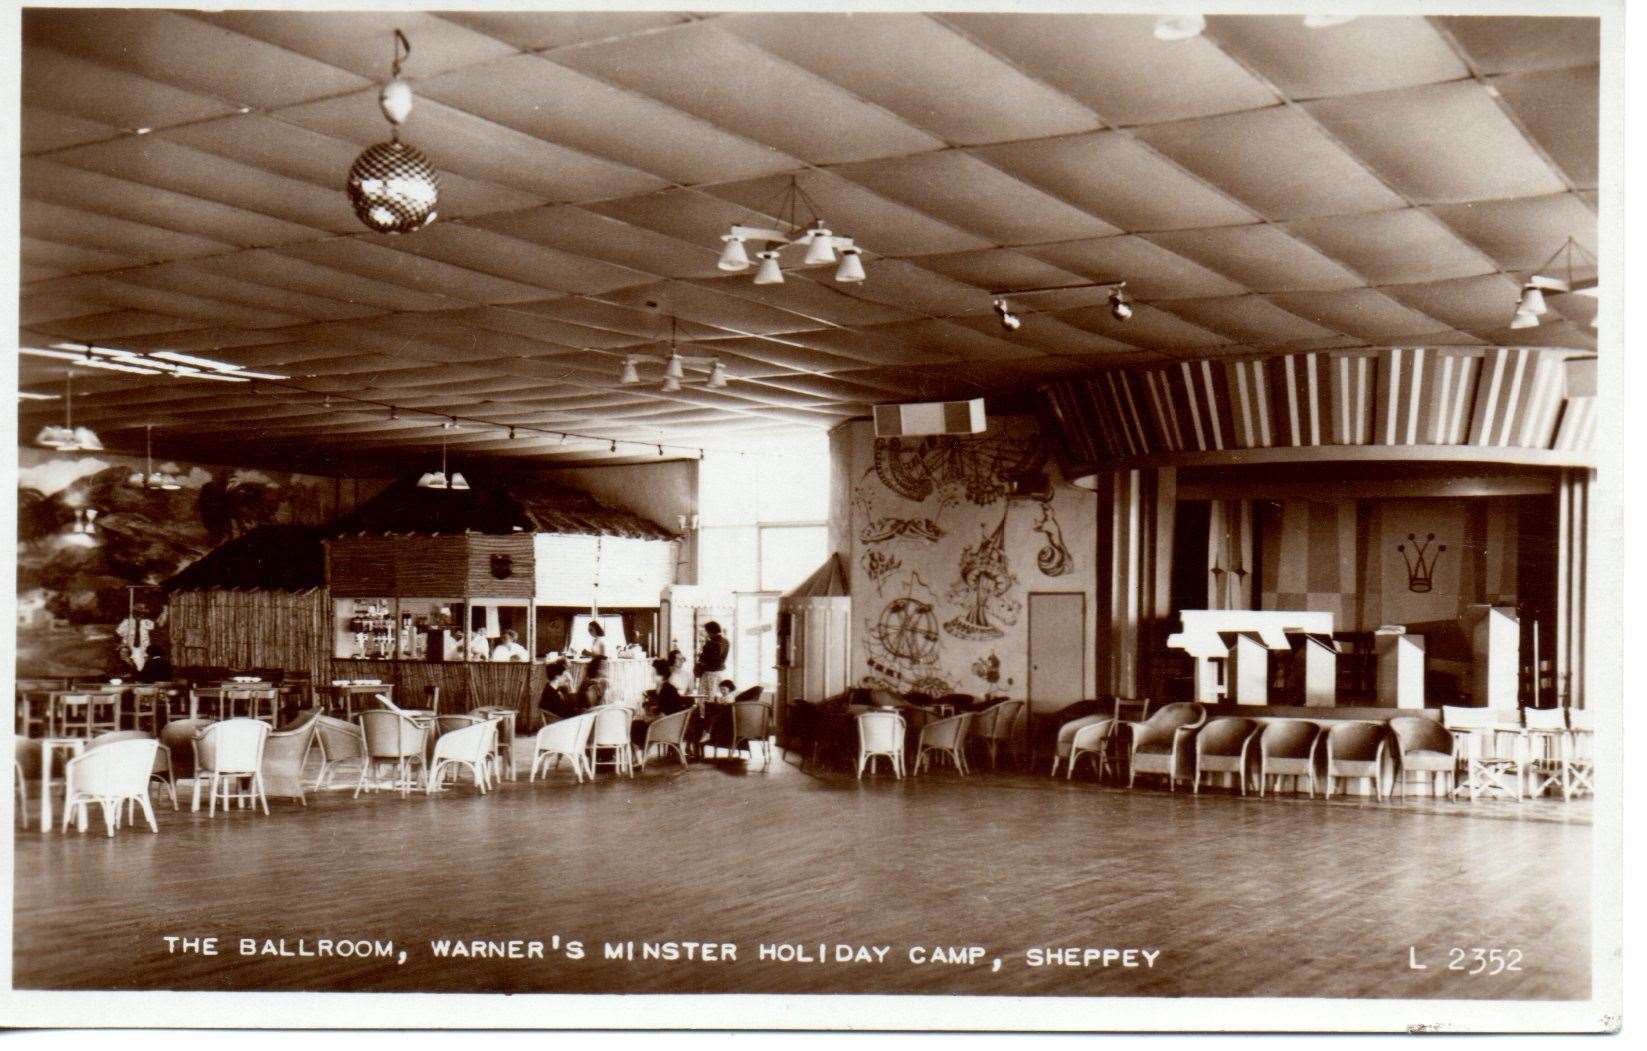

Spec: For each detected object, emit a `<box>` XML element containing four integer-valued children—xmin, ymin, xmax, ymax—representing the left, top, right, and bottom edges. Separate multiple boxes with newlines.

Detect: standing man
<box><xmin>694</xmin><ymin>621</ymin><xmax>729</xmax><ymax>698</ymax></box>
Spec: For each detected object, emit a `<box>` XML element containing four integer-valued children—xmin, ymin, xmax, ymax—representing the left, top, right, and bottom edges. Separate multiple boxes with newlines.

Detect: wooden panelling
<box><xmin>1039</xmin><ymin>347</ymin><xmax>1598</xmax><ymax>474</ymax></box>
<box><xmin>465</xmin><ymin>534</ymin><xmax>535</xmax><ymax>599</ymax></box>
<box><xmin>330</xmin><ymin>534</ymin><xmax>540</xmax><ymax>597</ymax></box>
<box><xmin>168</xmin><ymin>588</ymin><xmax>330</xmax><ymax>684</ymax></box>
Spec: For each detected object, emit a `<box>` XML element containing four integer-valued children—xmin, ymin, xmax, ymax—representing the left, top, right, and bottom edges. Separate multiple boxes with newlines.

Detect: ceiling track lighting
<box><xmin>346</xmin><ymin>29</ymin><xmax>439</xmax><ymax>234</ymax></box>
<box><xmin>986</xmin><ymin>279</ymin><xmax>1132</xmax><ymax>333</ymax></box>
<box><xmin>1507</xmin><ymin>236</ymin><xmax>1599</xmax><ymax>333</ymax></box>
<box><xmin>34</xmin><ymin>367</ymin><xmax>101</xmax><ymax>452</ymax></box>
<box><xmin>717</xmin><ymin>175</ymin><xmax>865</xmax><ymax>285</ymax></box>
<box><xmin>129</xmin><ymin>424</ymin><xmax>183</xmax><ymax>491</ymax></box>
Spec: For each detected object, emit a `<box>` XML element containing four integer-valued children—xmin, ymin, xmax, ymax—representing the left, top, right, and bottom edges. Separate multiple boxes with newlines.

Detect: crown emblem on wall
<box><xmin>1397</xmin><ymin>532</ymin><xmax>1446</xmax><ymax>594</ymax></box>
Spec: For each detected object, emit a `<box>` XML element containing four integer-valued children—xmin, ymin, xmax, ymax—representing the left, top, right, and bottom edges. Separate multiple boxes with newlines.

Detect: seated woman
<box><xmin>649</xmin><ymin>658</ymin><xmax>693</xmax><ymax>717</ymax></box>
<box><xmin>537</xmin><ymin>659</ymin><xmax>582</xmax><ymax>726</ymax></box>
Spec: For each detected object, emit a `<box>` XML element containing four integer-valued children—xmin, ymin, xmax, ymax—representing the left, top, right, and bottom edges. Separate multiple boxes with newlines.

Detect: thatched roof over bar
<box><xmin>332</xmin><ymin>473</ymin><xmax>676</xmax><ymax>540</ymax></box>
<box><xmin>165</xmin><ymin>525</ymin><xmax>329</xmax><ymax>592</ymax></box>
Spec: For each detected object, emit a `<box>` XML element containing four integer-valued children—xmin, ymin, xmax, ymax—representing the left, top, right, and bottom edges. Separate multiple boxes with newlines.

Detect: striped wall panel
<box><xmin>1037</xmin><ymin>347</ymin><xmax>1596</xmax><ymax>470</ymax></box>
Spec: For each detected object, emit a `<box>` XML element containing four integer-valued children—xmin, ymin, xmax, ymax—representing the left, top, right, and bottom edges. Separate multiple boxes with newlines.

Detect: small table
<box><xmin>38</xmin><ymin>737</ymin><xmax>87</xmax><ymax>832</ymax></box>
<box><xmin>321</xmin><ymin>683</ymin><xmax>392</xmax><ymax>720</ymax></box>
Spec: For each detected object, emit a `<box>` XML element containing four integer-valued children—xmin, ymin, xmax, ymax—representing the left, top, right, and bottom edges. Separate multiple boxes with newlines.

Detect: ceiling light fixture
<box><xmin>1507</xmin><ymin>236</ymin><xmax>1598</xmax><ymax>332</ymax></box>
<box><xmin>620</xmin><ymin>360</ymin><xmax>641</xmax><ymax>385</ymax></box>
<box><xmin>707</xmin><ymin>361</ymin><xmax>728</xmax><ymax>388</ymax></box>
<box><xmin>992</xmin><ymin>299</ymin><xmax>1022</xmax><ymax>332</ymax></box>
<box><xmin>417</xmin><ymin>433</ymin><xmax>468</xmax><ymax>491</ymax></box>
<box><xmin>716</xmin><ymin>175</ymin><xmax>864</xmax><ymax>285</ymax></box>
<box><xmin>128</xmin><ymin>424</ymin><xmax>184</xmax><ymax>491</ymax></box>
<box><xmin>35</xmin><ymin>368</ymin><xmax>102</xmax><ymax>452</ymax></box>
<box><xmin>1153</xmin><ymin>14</ymin><xmax>1207</xmax><ymax>41</ymax></box>
<box><xmin>621</xmin><ymin>317</ymin><xmax>731</xmax><ymax>391</ymax></box>
<box><xmin>986</xmin><ymin>279</ymin><xmax>1131</xmax><ymax>333</ymax></box>
<box><xmin>346</xmin><ymin>29</ymin><xmax>439</xmax><ymax>234</ymax></box>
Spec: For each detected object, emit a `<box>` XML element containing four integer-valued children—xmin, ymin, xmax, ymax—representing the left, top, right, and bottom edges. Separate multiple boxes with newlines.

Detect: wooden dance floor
<box><xmin>12</xmin><ymin>751</ymin><xmax>1590</xmax><ymax>999</ymax></box>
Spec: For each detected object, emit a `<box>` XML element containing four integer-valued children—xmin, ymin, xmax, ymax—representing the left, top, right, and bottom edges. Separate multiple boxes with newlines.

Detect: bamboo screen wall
<box><xmin>169</xmin><ymin>589</ymin><xmax>330</xmax><ymax>683</ymax></box>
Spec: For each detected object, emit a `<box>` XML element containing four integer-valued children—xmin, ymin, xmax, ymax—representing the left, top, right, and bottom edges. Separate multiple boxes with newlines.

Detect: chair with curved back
<box><xmin>61</xmin><ymin>738</ymin><xmax>163</xmax><ymax>836</ymax></box>
<box><xmin>1324</xmin><ymin>721</ymin><xmax>1388</xmax><ymax>800</ymax></box>
<box><xmin>1257</xmin><ymin>720</ymin><xmax>1321</xmax><ymax>797</ymax></box>
<box><xmin>1192</xmin><ymin>717</ymin><xmax>1260</xmax><ymax>795</ymax></box>
<box><xmin>639</xmin><ymin>708</ymin><xmax>693</xmax><ymax>771</ymax></box>
<box><xmin>856</xmin><ymin>709</ymin><xmax>906</xmax><ymax>779</ymax></box>
<box><xmin>1126</xmin><ymin>702</ymin><xmax>1207</xmax><ymax>790</ymax></box>
<box><xmin>313</xmin><ymin>714</ymin><xmax>367</xmax><ymax>789</ymax></box>
<box><xmin>914</xmin><ymin>711</ymin><xmax>971</xmax><ymax>776</ymax></box>
<box><xmin>262</xmin><ymin>708</ymin><xmax>322</xmax><ymax>805</ymax></box>
<box><xmin>427</xmin><ymin>720</ymin><xmax>498</xmax><ymax>795</ymax></box>
<box><xmin>356</xmin><ymin>709</ymin><xmax>428</xmax><ymax>798</ymax></box>
<box><xmin>1050</xmin><ymin>702</ymin><xmax>1113</xmax><ymax>777</ymax></box>
<box><xmin>531</xmin><ymin>711</ymin><xmax>596</xmax><ymax>782</ymax></box>
<box><xmin>87</xmin><ymin>729</ymin><xmax>177</xmax><ymax>812</ymax></box>
<box><xmin>193</xmin><ymin>718</ymin><xmax>273</xmax><ymax>816</ymax></box>
<box><xmin>470</xmin><ymin>706</ymin><xmax>518</xmax><ymax>781</ymax></box>
<box><xmin>970</xmin><ymin>699</ymin><xmax>1025</xmax><ymax>771</ymax></box>
<box><xmin>1389</xmin><ymin>715</ymin><xmax>1458</xmax><ymax>799</ymax></box>
<box><xmin>730</xmin><ymin>700</ymin><xmax>773</xmax><ymax>770</ymax></box>
<box><xmin>588</xmin><ymin>705</ymin><xmax>636</xmax><ymax>778</ymax></box>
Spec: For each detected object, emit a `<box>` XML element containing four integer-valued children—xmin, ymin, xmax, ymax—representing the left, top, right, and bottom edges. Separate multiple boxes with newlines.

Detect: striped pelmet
<box><xmin>1038</xmin><ymin>346</ymin><xmax>1595</xmax><ymax>468</ymax></box>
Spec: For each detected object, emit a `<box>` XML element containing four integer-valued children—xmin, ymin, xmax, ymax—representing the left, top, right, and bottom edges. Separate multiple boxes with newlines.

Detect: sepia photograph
<box><xmin>1</xmin><ymin>0</ymin><xmax>1624</xmax><ymax>1033</ymax></box>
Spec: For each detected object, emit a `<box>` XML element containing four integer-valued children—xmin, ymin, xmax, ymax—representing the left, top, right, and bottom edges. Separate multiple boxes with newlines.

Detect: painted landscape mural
<box><xmin>838</xmin><ymin>416</ymin><xmax>1098</xmax><ymax>711</ymax></box>
<box><xmin>15</xmin><ymin>448</ymin><xmax>384</xmax><ymax>678</ymax></box>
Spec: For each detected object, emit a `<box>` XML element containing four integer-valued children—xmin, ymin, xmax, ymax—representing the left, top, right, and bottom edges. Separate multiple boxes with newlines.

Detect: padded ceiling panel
<box><xmin>15</xmin><ymin>10</ymin><xmax>1601</xmax><ymax>471</ymax></box>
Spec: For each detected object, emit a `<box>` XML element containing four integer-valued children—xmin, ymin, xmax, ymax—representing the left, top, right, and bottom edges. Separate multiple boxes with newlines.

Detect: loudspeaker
<box><xmin>872</xmin><ymin>398</ymin><xmax>986</xmax><ymax>437</ymax></box>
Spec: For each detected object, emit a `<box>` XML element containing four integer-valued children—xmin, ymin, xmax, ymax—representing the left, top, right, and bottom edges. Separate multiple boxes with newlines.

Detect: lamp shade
<box><xmin>620</xmin><ymin>360</ymin><xmax>640</xmax><ymax>385</ymax></box>
<box><xmin>662</xmin><ymin>375</ymin><xmax>682</xmax><ymax>392</ymax></box>
<box><xmin>718</xmin><ymin>236</ymin><xmax>751</xmax><ymax>271</ymax></box>
<box><xmin>835</xmin><ymin>249</ymin><xmax>866</xmax><ymax>283</ymax></box>
<box><xmin>347</xmin><ymin>140</ymin><xmax>440</xmax><ymax>233</ymax></box>
<box><xmin>1517</xmin><ymin>284</ymin><xmax>1548</xmax><ymax>316</ymax></box>
<box><xmin>35</xmin><ymin>424</ymin><xmax>77</xmax><ymax>449</ymax></box>
<box><xmin>417</xmin><ymin>471</ymin><xmax>447</xmax><ymax>489</ymax></box>
<box><xmin>447</xmin><ymin>472</ymin><xmax>470</xmax><ymax>491</ymax></box>
<box><xmin>708</xmin><ymin>361</ymin><xmax>728</xmax><ymax>388</ymax></box>
<box><xmin>804</xmin><ymin>229</ymin><xmax>836</xmax><ymax>266</ymax></box>
<box><xmin>754</xmin><ymin>251</ymin><xmax>784</xmax><ymax>285</ymax></box>
<box><xmin>1509</xmin><ymin>310</ymin><xmax>1540</xmax><ymax>330</ymax></box>
<box><xmin>665</xmin><ymin>354</ymin><xmax>685</xmax><ymax>380</ymax></box>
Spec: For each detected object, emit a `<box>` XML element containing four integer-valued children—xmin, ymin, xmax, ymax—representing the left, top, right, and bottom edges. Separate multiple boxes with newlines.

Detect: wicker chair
<box><xmin>1192</xmin><ymin>717</ymin><xmax>1260</xmax><ymax>795</ymax></box>
<box><xmin>856</xmin><ymin>709</ymin><xmax>906</xmax><ymax>779</ymax></box>
<box><xmin>262</xmin><ymin>709</ymin><xmax>321</xmax><ymax>805</ymax></box>
<box><xmin>913</xmin><ymin>711</ymin><xmax>971</xmax><ymax>775</ymax></box>
<box><xmin>1389</xmin><ymin>715</ymin><xmax>1457</xmax><ymax>799</ymax></box>
<box><xmin>588</xmin><ymin>705</ymin><xmax>636</xmax><ymax>778</ymax></box>
<box><xmin>730</xmin><ymin>701</ymin><xmax>773</xmax><ymax>770</ymax></box>
<box><xmin>1324</xmin><ymin>722</ymin><xmax>1388</xmax><ymax>800</ymax></box>
<box><xmin>470</xmin><ymin>706</ymin><xmax>518</xmax><ymax>781</ymax></box>
<box><xmin>531</xmin><ymin>711</ymin><xmax>596</xmax><ymax>782</ymax></box>
<box><xmin>1126</xmin><ymin>702</ymin><xmax>1207</xmax><ymax>790</ymax></box>
<box><xmin>356</xmin><ymin>709</ymin><xmax>428</xmax><ymax>798</ymax></box>
<box><xmin>639</xmin><ymin>709</ymin><xmax>693</xmax><ymax>771</ymax></box>
<box><xmin>970</xmin><ymin>699</ymin><xmax>1025</xmax><ymax>770</ymax></box>
<box><xmin>1257</xmin><ymin>720</ymin><xmax>1321</xmax><ymax>797</ymax></box>
<box><xmin>87</xmin><ymin>729</ymin><xmax>177</xmax><ymax>811</ymax></box>
<box><xmin>61</xmin><ymin>738</ymin><xmax>163</xmax><ymax>836</ymax></box>
<box><xmin>1050</xmin><ymin>709</ymin><xmax>1111</xmax><ymax>777</ymax></box>
<box><xmin>193</xmin><ymin>718</ymin><xmax>272</xmax><ymax>816</ymax></box>
<box><xmin>1065</xmin><ymin>717</ymin><xmax>1118</xmax><ymax>781</ymax></box>
<box><xmin>314</xmin><ymin>714</ymin><xmax>367</xmax><ymax>789</ymax></box>
<box><xmin>427</xmin><ymin>720</ymin><xmax>498</xmax><ymax>795</ymax></box>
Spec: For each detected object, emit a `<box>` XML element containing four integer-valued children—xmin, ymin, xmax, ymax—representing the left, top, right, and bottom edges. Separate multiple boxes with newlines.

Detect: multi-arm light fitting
<box><xmin>34</xmin><ymin>368</ymin><xmax>101</xmax><ymax>452</ymax></box>
<box><xmin>990</xmin><ymin>280</ymin><xmax>1132</xmax><ymax>333</ymax></box>
<box><xmin>417</xmin><ymin>429</ymin><xmax>469</xmax><ymax>491</ymax></box>
<box><xmin>620</xmin><ymin>317</ymin><xmax>730</xmax><ymax>391</ymax></box>
<box><xmin>129</xmin><ymin>424</ymin><xmax>183</xmax><ymax>491</ymax></box>
<box><xmin>346</xmin><ymin>30</ymin><xmax>439</xmax><ymax>234</ymax></box>
<box><xmin>1509</xmin><ymin>237</ymin><xmax>1599</xmax><ymax>332</ymax></box>
<box><xmin>716</xmin><ymin>176</ymin><xmax>864</xmax><ymax>285</ymax></box>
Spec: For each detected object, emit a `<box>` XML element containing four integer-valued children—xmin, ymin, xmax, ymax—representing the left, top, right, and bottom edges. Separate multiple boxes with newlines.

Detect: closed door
<box><xmin>1028</xmin><ymin>593</ymin><xmax>1086</xmax><ymax>712</ymax></box>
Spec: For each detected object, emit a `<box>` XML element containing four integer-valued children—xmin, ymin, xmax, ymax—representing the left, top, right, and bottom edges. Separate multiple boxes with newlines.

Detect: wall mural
<box><xmin>843</xmin><ymin>417</ymin><xmax>1097</xmax><ymax>706</ymax></box>
<box><xmin>15</xmin><ymin>449</ymin><xmax>378</xmax><ymax>678</ymax></box>
<box><xmin>1398</xmin><ymin>533</ymin><xmax>1446</xmax><ymax>594</ymax></box>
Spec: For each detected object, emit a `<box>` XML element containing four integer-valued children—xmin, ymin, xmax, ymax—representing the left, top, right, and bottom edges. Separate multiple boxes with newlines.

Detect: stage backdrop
<box><xmin>833</xmin><ymin>415</ymin><xmax>1099</xmax><ymax>712</ymax></box>
<box><xmin>15</xmin><ymin>447</ymin><xmax>388</xmax><ymax>678</ymax></box>
<box><xmin>1257</xmin><ymin>496</ymin><xmax>1524</xmax><ymax>632</ymax></box>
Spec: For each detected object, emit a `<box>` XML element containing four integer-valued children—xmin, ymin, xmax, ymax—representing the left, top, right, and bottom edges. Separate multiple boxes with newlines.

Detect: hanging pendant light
<box><xmin>707</xmin><ymin>361</ymin><xmax>728</xmax><ymax>388</ymax></box>
<box><xmin>665</xmin><ymin>354</ymin><xmax>685</xmax><ymax>381</ymax></box>
<box><xmin>1517</xmin><ymin>284</ymin><xmax>1548</xmax><ymax>317</ymax></box>
<box><xmin>418</xmin><ymin>432</ymin><xmax>466</xmax><ymax>490</ymax></box>
<box><xmin>718</xmin><ymin>235</ymin><xmax>751</xmax><ymax>272</ymax></box>
<box><xmin>1509</xmin><ymin>310</ymin><xmax>1540</xmax><ymax>330</ymax></box>
<box><xmin>129</xmin><ymin>424</ymin><xmax>183</xmax><ymax>490</ymax></box>
<box><xmin>347</xmin><ymin>30</ymin><xmax>439</xmax><ymax>234</ymax></box>
<box><xmin>835</xmin><ymin>247</ymin><xmax>866</xmax><ymax>283</ymax></box>
<box><xmin>803</xmin><ymin>224</ymin><xmax>837</xmax><ymax>266</ymax></box>
<box><xmin>35</xmin><ymin>368</ymin><xmax>101</xmax><ymax>452</ymax></box>
<box><xmin>620</xmin><ymin>359</ymin><xmax>641</xmax><ymax>385</ymax></box>
<box><xmin>754</xmin><ymin>251</ymin><xmax>785</xmax><ymax>285</ymax></box>
<box><xmin>662</xmin><ymin>375</ymin><xmax>683</xmax><ymax>393</ymax></box>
